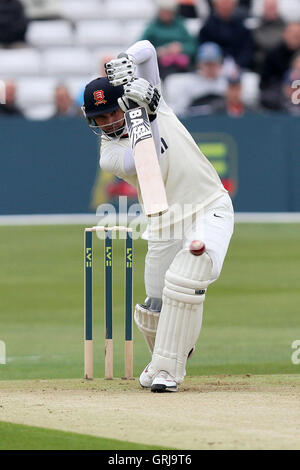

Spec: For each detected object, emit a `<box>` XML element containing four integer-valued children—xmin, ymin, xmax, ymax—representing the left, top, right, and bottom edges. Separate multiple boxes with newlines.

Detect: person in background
<box><xmin>140</xmin><ymin>0</ymin><xmax>197</xmax><ymax>80</ymax></box>
<box><xmin>165</xmin><ymin>42</ymin><xmax>227</xmax><ymax>115</ymax></box>
<box><xmin>0</xmin><ymin>0</ymin><xmax>28</xmax><ymax>47</ymax></box>
<box><xmin>292</xmin><ymin>52</ymin><xmax>300</xmax><ymax>72</ymax></box>
<box><xmin>0</xmin><ymin>80</ymin><xmax>23</xmax><ymax>116</ymax></box>
<box><xmin>177</xmin><ymin>0</ymin><xmax>210</xmax><ymax>18</ymax></box>
<box><xmin>215</xmin><ymin>70</ymin><xmax>257</xmax><ymax>116</ymax></box>
<box><xmin>206</xmin><ymin>0</ymin><xmax>252</xmax><ymax>17</ymax></box>
<box><xmin>251</xmin><ymin>0</ymin><xmax>300</xmax><ymax>24</ymax></box>
<box><xmin>252</xmin><ymin>0</ymin><xmax>286</xmax><ymax>74</ymax></box>
<box><xmin>233</xmin><ymin>0</ymin><xmax>252</xmax><ymax>17</ymax></box>
<box><xmin>278</xmin><ymin>68</ymin><xmax>300</xmax><ymax>115</ymax></box>
<box><xmin>260</xmin><ymin>22</ymin><xmax>300</xmax><ymax>110</ymax></box>
<box><xmin>53</xmin><ymin>84</ymin><xmax>79</xmax><ymax>117</ymax></box>
<box><xmin>198</xmin><ymin>0</ymin><xmax>254</xmax><ymax>69</ymax></box>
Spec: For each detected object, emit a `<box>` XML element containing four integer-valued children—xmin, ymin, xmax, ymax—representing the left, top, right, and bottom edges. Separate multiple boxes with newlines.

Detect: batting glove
<box><xmin>118</xmin><ymin>77</ymin><xmax>161</xmax><ymax>114</ymax></box>
<box><xmin>105</xmin><ymin>55</ymin><xmax>136</xmax><ymax>87</ymax></box>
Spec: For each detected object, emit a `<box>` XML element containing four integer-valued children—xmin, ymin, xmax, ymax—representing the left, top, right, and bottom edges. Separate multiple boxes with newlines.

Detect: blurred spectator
<box><xmin>235</xmin><ymin>0</ymin><xmax>252</xmax><ymax>17</ymax></box>
<box><xmin>198</xmin><ymin>0</ymin><xmax>254</xmax><ymax>69</ymax></box>
<box><xmin>208</xmin><ymin>0</ymin><xmax>252</xmax><ymax>18</ymax></box>
<box><xmin>90</xmin><ymin>172</ymin><xmax>138</xmax><ymax>210</ymax></box>
<box><xmin>279</xmin><ymin>69</ymin><xmax>300</xmax><ymax>115</ymax></box>
<box><xmin>53</xmin><ymin>84</ymin><xmax>79</xmax><ymax>117</ymax></box>
<box><xmin>0</xmin><ymin>0</ymin><xmax>28</xmax><ymax>47</ymax></box>
<box><xmin>293</xmin><ymin>52</ymin><xmax>300</xmax><ymax>71</ymax></box>
<box><xmin>251</xmin><ymin>0</ymin><xmax>300</xmax><ymax>23</ymax></box>
<box><xmin>178</xmin><ymin>0</ymin><xmax>210</xmax><ymax>18</ymax></box>
<box><xmin>106</xmin><ymin>177</ymin><xmax>138</xmax><ymax>200</ymax></box>
<box><xmin>165</xmin><ymin>42</ymin><xmax>227</xmax><ymax>114</ymax></box>
<box><xmin>0</xmin><ymin>80</ymin><xmax>23</xmax><ymax>116</ymax></box>
<box><xmin>252</xmin><ymin>0</ymin><xmax>285</xmax><ymax>74</ymax></box>
<box><xmin>260</xmin><ymin>22</ymin><xmax>300</xmax><ymax>110</ymax></box>
<box><xmin>177</xmin><ymin>0</ymin><xmax>197</xmax><ymax>18</ymax></box>
<box><xmin>140</xmin><ymin>0</ymin><xmax>197</xmax><ymax>79</ymax></box>
<box><xmin>215</xmin><ymin>70</ymin><xmax>257</xmax><ymax>116</ymax></box>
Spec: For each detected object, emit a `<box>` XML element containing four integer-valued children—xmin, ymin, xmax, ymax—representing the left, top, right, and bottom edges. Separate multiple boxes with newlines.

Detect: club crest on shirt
<box><xmin>93</xmin><ymin>90</ymin><xmax>107</xmax><ymax>106</ymax></box>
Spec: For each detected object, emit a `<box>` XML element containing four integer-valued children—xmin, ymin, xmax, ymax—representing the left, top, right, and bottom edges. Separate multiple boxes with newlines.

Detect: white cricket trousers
<box><xmin>144</xmin><ymin>193</ymin><xmax>234</xmax><ymax>298</ymax></box>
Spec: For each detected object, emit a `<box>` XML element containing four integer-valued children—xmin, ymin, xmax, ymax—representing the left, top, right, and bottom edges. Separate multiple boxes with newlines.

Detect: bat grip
<box><xmin>127</xmin><ymin>99</ymin><xmax>138</xmax><ymax>110</ymax></box>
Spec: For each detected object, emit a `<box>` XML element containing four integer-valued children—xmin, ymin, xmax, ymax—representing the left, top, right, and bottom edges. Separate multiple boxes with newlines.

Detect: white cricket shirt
<box><xmin>100</xmin><ymin>41</ymin><xmax>227</xmax><ymax>238</ymax></box>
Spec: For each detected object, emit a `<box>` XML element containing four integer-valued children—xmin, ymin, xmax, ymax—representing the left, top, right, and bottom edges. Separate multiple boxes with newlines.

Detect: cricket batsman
<box><xmin>82</xmin><ymin>40</ymin><xmax>234</xmax><ymax>392</ymax></box>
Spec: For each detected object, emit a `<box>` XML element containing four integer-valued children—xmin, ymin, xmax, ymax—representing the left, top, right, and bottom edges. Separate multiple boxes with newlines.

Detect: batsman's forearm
<box><xmin>126</xmin><ymin>40</ymin><xmax>153</xmax><ymax>64</ymax></box>
<box><xmin>123</xmin><ymin>147</ymin><xmax>137</xmax><ymax>176</ymax></box>
<box><xmin>126</xmin><ymin>40</ymin><xmax>160</xmax><ymax>88</ymax></box>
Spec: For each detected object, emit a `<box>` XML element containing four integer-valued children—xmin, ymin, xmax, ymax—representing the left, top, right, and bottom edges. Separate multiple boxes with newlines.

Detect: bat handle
<box><xmin>126</xmin><ymin>99</ymin><xmax>138</xmax><ymax>110</ymax></box>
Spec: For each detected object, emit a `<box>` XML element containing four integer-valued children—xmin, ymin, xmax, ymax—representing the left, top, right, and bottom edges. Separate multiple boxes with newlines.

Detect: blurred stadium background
<box><xmin>0</xmin><ymin>0</ymin><xmax>300</xmax><ymax>217</ymax></box>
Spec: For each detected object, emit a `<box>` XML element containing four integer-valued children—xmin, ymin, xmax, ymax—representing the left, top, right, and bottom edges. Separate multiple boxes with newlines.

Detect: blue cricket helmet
<box><xmin>83</xmin><ymin>77</ymin><xmax>124</xmax><ymax>117</ymax></box>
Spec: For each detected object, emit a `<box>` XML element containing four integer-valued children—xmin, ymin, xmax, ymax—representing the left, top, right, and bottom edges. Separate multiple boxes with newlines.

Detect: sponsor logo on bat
<box><xmin>126</xmin><ymin>108</ymin><xmax>151</xmax><ymax>147</ymax></box>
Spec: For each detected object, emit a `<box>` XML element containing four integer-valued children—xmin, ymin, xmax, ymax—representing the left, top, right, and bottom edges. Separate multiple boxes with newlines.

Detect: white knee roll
<box><xmin>134</xmin><ymin>303</ymin><xmax>160</xmax><ymax>353</ymax></box>
<box><xmin>166</xmin><ymin>250</ymin><xmax>213</xmax><ymax>290</ymax></box>
<box><xmin>164</xmin><ymin>279</ymin><xmax>205</xmax><ymax>298</ymax></box>
<box><xmin>164</xmin><ymin>283</ymin><xmax>206</xmax><ymax>304</ymax></box>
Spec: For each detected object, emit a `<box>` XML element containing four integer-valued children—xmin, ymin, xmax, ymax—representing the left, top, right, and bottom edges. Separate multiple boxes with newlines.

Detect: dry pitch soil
<box><xmin>0</xmin><ymin>375</ymin><xmax>299</xmax><ymax>450</ymax></box>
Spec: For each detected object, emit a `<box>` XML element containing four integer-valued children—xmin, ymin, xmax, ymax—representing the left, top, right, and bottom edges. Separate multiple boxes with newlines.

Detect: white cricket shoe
<box><xmin>139</xmin><ymin>363</ymin><xmax>153</xmax><ymax>388</ymax></box>
<box><xmin>139</xmin><ymin>348</ymin><xmax>194</xmax><ymax>390</ymax></box>
<box><xmin>151</xmin><ymin>371</ymin><xmax>178</xmax><ymax>393</ymax></box>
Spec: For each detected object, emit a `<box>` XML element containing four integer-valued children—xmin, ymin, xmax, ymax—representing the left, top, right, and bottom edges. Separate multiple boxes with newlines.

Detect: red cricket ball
<box><xmin>189</xmin><ymin>240</ymin><xmax>206</xmax><ymax>256</ymax></box>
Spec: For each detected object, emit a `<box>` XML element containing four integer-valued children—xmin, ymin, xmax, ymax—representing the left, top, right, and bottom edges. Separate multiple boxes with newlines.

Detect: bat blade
<box><xmin>125</xmin><ymin>107</ymin><xmax>168</xmax><ymax>216</ymax></box>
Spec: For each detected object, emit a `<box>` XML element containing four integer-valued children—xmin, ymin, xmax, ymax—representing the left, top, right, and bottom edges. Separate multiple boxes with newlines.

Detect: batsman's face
<box><xmin>94</xmin><ymin>108</ymin><xmax>125</xmax><ymax>134</ymax></box>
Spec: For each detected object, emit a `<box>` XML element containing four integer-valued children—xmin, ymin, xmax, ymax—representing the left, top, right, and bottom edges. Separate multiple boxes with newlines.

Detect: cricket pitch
<box><xmin>0</xmin><ymin>374</ymin><xmax>299</xmax><ymax>450</ymax></box>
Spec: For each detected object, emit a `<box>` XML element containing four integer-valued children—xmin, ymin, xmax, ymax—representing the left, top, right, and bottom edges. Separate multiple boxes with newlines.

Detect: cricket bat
<box><xmin>125</xmin><ymin>106</ymin><xmax>169</xmax><ymax>216</ymax></box>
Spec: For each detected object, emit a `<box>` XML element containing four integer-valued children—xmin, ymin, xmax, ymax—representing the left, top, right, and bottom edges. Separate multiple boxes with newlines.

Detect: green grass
<box><xmin>0</xmin><ymin>223</ymin><xmax>299</xmax><ymax>380</ymax></box>
<box><xmin>0</xmin><ymin>421</ymin><xmax>166</xmax><ymax>450</ymax></box>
